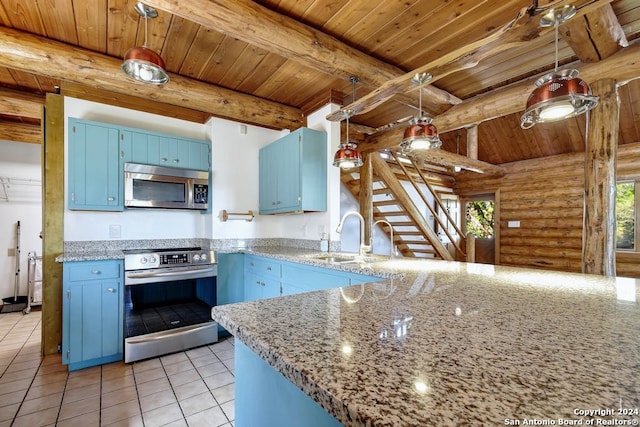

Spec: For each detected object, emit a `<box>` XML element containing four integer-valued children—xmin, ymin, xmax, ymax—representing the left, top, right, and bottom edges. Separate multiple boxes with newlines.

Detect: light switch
<box><xmin>508</xmin><ymin>221</ymin><xmax>520</xmax><ymax>228</ymax></box>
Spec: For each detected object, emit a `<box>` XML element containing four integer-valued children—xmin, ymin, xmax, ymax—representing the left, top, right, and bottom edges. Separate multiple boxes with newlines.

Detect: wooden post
<box><xmin>360</xmin><ymin>153</ymin><xmax>373</xmax><ymax>246</ymax></box>
<box><xmin>466</xmin><ymin>233</ymin><xmax>476</xmax><ymax>263</ymax></box>
<box><xmin>42</xmin><ymin>94</ymin><xmax>65</xmax><ymax>355</ymax></box>
<box><xmin>582</xmin><ymin>78</ymin><xmax>619</xmax><ymax>277</ymax></box>
<box><xmin>467</xmin><ymin>125</ymin><xmax>478</xmax><ymax>160</ymax></box>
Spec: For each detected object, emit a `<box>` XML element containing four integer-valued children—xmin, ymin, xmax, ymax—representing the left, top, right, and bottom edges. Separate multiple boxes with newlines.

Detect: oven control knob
<box><xmin>140</xmin><ymin>256</ymin><xmax>148</xmax><ymax>265</ymax></box>
<box><xmin>193</xmin><ymin>254</ymin><xmax>201</xmax><ymax>262</ymax></box>
<box><xmin>149</xmin><ymin>255</ymin><xmax>157</xmax><ymax>264</ymax></box>
<box><xmin>200</xmin><ymin>253</ymin><xmax>208</xmax><ymax>262</ymax></box>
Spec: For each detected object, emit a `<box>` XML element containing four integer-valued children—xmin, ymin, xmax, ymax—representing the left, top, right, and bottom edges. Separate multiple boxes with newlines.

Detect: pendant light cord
<box><xmin>553</xmin><ymin>15</ymin><xmax>559</xmax><ymax>72</ymax></box>
<box><xmin>143</xmin><ymin>10</ymin><xmax>148</xmax><ymax>48</ymax></box>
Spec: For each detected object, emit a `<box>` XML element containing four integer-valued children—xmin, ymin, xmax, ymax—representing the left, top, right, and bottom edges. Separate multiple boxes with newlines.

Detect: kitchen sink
<box><xmin>304</xmin><ymin>253</ymin><xmax>389</xmax><ymax>264</ymax></box>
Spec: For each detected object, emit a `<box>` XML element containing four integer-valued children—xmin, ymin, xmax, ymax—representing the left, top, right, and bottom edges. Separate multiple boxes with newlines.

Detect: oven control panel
<box><xmin>124</xmin><ymin>248</ymin><xmax>216</xmax><ymax>271</ymax></box>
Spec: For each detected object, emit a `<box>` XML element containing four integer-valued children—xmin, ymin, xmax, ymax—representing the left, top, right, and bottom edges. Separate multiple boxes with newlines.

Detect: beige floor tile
<box><xmin>161</xmin><ymin>352</ymin><xmax>189</xmax><ymax>365</ymax></box>
<box><xmin>136</xmin><ymin>376</ymin><xmax>171</xmax><ymax>398</ymax></box>
<box><xmin>164</xmin><ymin>360</ymin><xmax>194</xmax><ymax>376</ymax></box>
<box><xmin>17</xmin><ymin>392</ymin><xmax>63</xmax><ymax>417</ymax></box>
<box><xmin>101</xmin><ymin>384</ymin><xmax>138</xmax><ymax>409</ymax></box>
<box><xmin>132</xmin><ymin>358</ymin><xmax>162</xmax><ymax>374</ymax></box>
<box><xmin>4</xmin><ymin>357</ymin><xmax>41</xmax><ymax>373</ymax></box>
<box><xmin>101</xmin><ymin>414</ymin><xmax>144</xmax><ymax>427</ymax></box>
<box><xmin>211</xmin><ymin>383</ymin><xmax>234</xmax><ymax>405</ymax></box>
<box><xmin>212</xmin><ymin>348</ymin><xmax>234</xmax><ymax>362</ymax></box>
<box><xmin>58</xmin><ymin>395</ymin><xmax>100</xmax><ymax>421</ymax></box>
<box><xmin>101</xmin><ymin>361</ymin><xmax>133</xmax><ymax>380</ymax></box>
<box><xmin>196</xmin><ymin>361</ymin><xmax>228</xmax><ymax>378</ymax></box>
<box><xmin>55</xmin><ymin>410</ymin><xmax>99</xmax><ymax>427</ymax></box>
<box><xmin>178</xmin><ymin>391</ymin><xmax>217</xmax><ymax>417</ymax></box>
<box><xmin>60</xmin><ymin>382</ymin><xmax>100</xmax><ymax>404</ymax></box>
<box><xmin>185</xmin><ymin>346</ymin><xmax>212</xmax><ymax>359</ymax></box>
<box><xmin>25</xmin><ymin>379</ymin><xmax>66</xmax><ymax>400</ymax></box>
<box><xmin>0</xmin><ymin>388</ymin><xmax>27</xmax><ymax>408</ymax></box>
<box><xmin>168</xmin><ymin>368</ymin><xmax>201</xmax><ymax>388</ymax></box>
<box><xmin>30</xmin><ymin>371</ymin><xmax>68</xmax><ymax>387</ymax></box>
<box><xmin>36</xmin><ymin>361</ymin><xmax>68</xmax><ymax>375</ymax></box>
<box><xmin>0</xmin><ymin>377</ymin><xmax>32</xmax><ymax>391</ymax></box>
<box><xmin>0</xmin><ymin>369</ymin><xmax>36</xmax><ymax>384</ymax></box>
<box><xmin>185</xmin><ymin>405</ymin><xmax>229</xmax><ymax>427</ymax></box>
<box><xmin>173</xmin><ymin>379</ymin><xmax>208</xmax><ymax>401</ymax></box>
<box><xmin>142</xmin><ymin>401</ymin><xmax>183</xmax><ymax>427</ymax></box>
<box><xmin>0</xmin><ymin>403</ymin><xmax>19</xmax><ymax>423</ymax></box>
<box><xmin>203</xmin><ymin>371</ymin><xmax>234</xmax><ymax>390</ymax></box>
<box><xmin>220</xmin><ymin>400</ymin><xmax>234</xmax><ymax>422</ymax></box>
<box><xmin>163</xmin><ymin>419</ymin><xmax>189</xmax><ymax>427</ymax></box>
<box><xmin>189</xmin><ymin>354</ymin><xmax>218</xmax><ymax>368</ymax></box>
<box><xmin>134</xmin><ymin>366</ymin><xmax>166</xmax><ymax>384</ymax></box>
<box><xmin>139</xmin><ymin>389</ymin><xmax>177</xmax><ymax>413</ymax></box>
<box><xmin>66</xmin><ymin>371</ymin><xmax>100</xmax><ymax>389</ymax></box>
<box><xmin>101</xmin><ymin>372</ymin><xmax>136</xmax><ymax>394</ymax></box>
<box><xmin>100</xmin><ymin>399</ymin><xmax>142</xmax><ymax>425</ymax></box>
<box><xmin>11</xmin><ymin>406</ymin><xmax>58</xmax><ymax>427</ymax></box>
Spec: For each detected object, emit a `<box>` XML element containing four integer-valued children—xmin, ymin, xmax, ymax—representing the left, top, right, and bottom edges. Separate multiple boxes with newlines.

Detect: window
<box><xmin>616</xmin><ymin>181</ymin><xmax>637</xmax><ymax>250</ymax></box>
<box><xmin>465</xmin><ymin>200</ymin><xmax>495</xmax><ymax>239</ymax></box>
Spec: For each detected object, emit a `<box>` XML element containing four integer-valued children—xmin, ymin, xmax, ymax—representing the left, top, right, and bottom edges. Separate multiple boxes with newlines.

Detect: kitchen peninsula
<box><xmin>213</xmin><ymin>253</ymin><xmax>640</xmax><ymax>427</ymax></box>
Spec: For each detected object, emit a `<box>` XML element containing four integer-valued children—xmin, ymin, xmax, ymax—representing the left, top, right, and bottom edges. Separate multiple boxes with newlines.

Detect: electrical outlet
<box><xmin>7</xmin><ymin>248</ymin><xmax>15</xmax><ymax>256</ymax></box>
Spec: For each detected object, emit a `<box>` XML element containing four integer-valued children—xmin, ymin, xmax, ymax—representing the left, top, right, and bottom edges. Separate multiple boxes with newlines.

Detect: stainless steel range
<box><xmin>123</xmin><ymin>247</ymin><xmax>218</xmax><ymax>363</ymax></box>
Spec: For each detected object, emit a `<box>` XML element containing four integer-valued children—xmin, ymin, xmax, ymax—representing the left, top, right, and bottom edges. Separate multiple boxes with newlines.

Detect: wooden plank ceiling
<box><xmin>0</xmin><ymin>0</ymin><xmax>638</xmax><ymax>167</ymax></box>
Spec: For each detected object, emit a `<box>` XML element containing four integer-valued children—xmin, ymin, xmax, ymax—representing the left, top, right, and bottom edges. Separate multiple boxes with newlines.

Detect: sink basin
<box><xmin>305</xmin><ymin>253</ymin><xmax>389</xmax><ymax>264</ymax></box>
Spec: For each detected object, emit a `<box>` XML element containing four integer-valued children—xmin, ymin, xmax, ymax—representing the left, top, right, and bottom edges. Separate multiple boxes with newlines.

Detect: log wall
<box><xmin>454</xmin><ymin>142</ymin><xmax>640</xmax><ymax>277</ymax></box>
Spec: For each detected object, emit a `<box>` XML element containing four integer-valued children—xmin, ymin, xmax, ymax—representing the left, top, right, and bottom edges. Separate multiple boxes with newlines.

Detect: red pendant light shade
<box><xmin>333</xmin><ymin>142</ymin><xmax>363</xmax><ymax>169</ymax></box>
<box><xmin>121</xmin><ymin>2</ymin><xmax>169</xmax><ymax>86</ymax></box>
<box><xmin>520</xmin><ymin>5</ymin><xmax>598</xmax><ymax>129</ymax></box>
<box><xmin>122</xmin><ymin>46</ymin><xmax>169</xmax><ymax>85</ymax></box>
<box><xmin>400</xmin><ymin>73</ymin><xmax>441</xmax><ymax>152</ymax></box>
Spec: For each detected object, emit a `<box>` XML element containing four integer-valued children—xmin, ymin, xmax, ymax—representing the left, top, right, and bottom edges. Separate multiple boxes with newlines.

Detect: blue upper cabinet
<box><xmin>68</xmin><ymin>118</ymin><xmax>211</xmax><ymax>211</ymax></box>
<box><xmin>259</xmin><ymin>128</ymin><xmax>327</xmax><ymax>215</ymax></box>
<box><xmin>68</xmin><ymin>118</ymin><xmax>122</xmax><ymax>211</ymax></box>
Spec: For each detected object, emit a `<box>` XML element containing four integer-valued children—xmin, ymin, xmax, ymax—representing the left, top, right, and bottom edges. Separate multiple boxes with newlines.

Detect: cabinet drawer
<box><xmin>66</xmin><ymin>261</ymin><xmax>122</xmax><ymax>282</ymax></box>
<box><xmin>245</xmin><ymin>256</ymin><xmax>281</xmax><ymax>279</ymax></box>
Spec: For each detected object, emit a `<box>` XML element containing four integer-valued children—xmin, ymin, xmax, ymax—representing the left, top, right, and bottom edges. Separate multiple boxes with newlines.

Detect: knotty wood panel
<box><xmin>456</xmin><ymin>142</ymin><xmax>640</xmax><ymax>277</ymax></box>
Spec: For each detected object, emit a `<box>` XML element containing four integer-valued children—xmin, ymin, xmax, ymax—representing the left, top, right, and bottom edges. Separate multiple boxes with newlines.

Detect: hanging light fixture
<box><xmin>121</xmin><ymin>2</ymin><xmax>169</xmax><ymax>85</ymax></box>
<box><xmin>333</xmin><ymin>109</ymin><xmax>363</xmax><ymax>169</ymax></box>
<box><xmin>333</xmin><ymin>77</ymin><xmax>364</xmax><ymax>169</ymax></box>
<box><xmin>400</xmin><ymin>72</ymin><xmax>441</xmax><ymax>152</ymax></box>
<box><xmin>520</xmin><ymin>5</ymin><xmax>598</xmax><ymax>129</ymax></box>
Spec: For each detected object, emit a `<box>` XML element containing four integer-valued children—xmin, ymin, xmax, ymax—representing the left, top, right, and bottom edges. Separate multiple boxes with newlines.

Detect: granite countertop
<box><xmin>212</xmin><ymin>255</ymin><xmax>640</xmax><ymax>427</ymax></box>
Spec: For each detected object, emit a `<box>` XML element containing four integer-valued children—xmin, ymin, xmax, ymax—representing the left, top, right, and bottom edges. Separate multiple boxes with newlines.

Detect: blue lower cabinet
<box><xmin>62</xmin><ymin>260</ymin><xmax>123</xmax><ymax>371</ymax></box>
<box><xmin>235</xmin><ymin>341</ymin><xmax>343</xmax><ymax>427</ymax></box>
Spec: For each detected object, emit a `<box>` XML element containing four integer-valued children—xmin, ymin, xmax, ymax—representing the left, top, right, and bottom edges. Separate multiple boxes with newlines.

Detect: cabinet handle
<box><xmin>71</xmin><ymin>192</ymin><xmax>75</xmax><ymax>202</ymax></box>
<box><xmin>267</xmin><ymin>267</ymin><xmax>271</xmax><ymax>271</ymax></box>
<box><xmin>107</xmin><ymin>288</ymin><xmax>116</xmax><ymax>293</ymax></box>
<box><xmin>91</xmin><ymin>269</ymin><xmax>101</xmax><ymax>275</ymax></box>
<box><xmin>161</xmin><ymin>157</ymin><xmax>168</xmax><ymax>162</ymax></box>
<box><xmin>255</xmin><ymin>280</ymin><xmax>261</xmax><ymax>286</ymax></box>
<box><xmin>108</xmin><ymin>196</ymin><xmax>115</xmax><ymax>201</ymax></box>
<box><xmin>173</xmin><ymin>158</ymin><xmax>179</xmax><ymax>163</ymax></box>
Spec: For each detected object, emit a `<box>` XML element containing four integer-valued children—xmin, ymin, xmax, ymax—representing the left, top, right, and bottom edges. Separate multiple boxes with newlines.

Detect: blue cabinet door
<box><xmin>259</xmin><ymin>128</ymin><xmax>326</xmax><ymax>214</ymax></box>
<box><xmin>63</xmin><ymin>260</ymin><xmax>123</xmax><ymax>371</ymax></box>
<box><xmin>68</xmin><ymin>119</ymin><xmax>122</xmax><ymax>211</ymax></box>
<box><xmin>218</xmin><ymin>253</ymin><xmax>245</xmax><ymax>305</ymax></box>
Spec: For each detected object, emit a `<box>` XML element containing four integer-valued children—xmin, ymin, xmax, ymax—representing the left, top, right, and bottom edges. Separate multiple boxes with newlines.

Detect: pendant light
<box><xmin>333</xmin><ymin>77</ymin><xmax>364</xmax><ymax>169</ymax></box>
<box><xmin>121</xmin><ymin>2</ymin><xmax>169</xmax><ymax>85</ymax></box>
<box><xmin>520</xmin><ymin>5</ymin><xmax>598</xmax><ymax>129</ymax></box>
<box><xmin>400</xmin><ymin>73</ymin><xmax>441</xmax><ymax>152</ymax></box>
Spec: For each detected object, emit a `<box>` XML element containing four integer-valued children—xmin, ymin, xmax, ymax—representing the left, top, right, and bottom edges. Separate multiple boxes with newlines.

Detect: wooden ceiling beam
<box><xmin>324</xmin><ymin>0</ymin><xmax>613</xmax><ymax>122</ymax></box>
<box><xmin>562</xmin><ymin>3</ymin><xmax>628</xmax><ymax>63</ymax></box>
<box><xmin>0</xmin><ymin>87</ymin><xmax>44</xmax><ymax>121</ymax></box>
<box><xmin>362</xmin><ymin>39</ymin><xmax>640</xmax><ymax>155</ymax></box>
<box><xmin>0</xmin><ymin>120</ymin><xmax>41</xmax><ymax>144</ymax></box>
<box><xmin>143</xmin><ymin>0</ymin><xmax>460</xmax><ymax>112</ymax></box>
<box><xmin>0</xmin><ymin>26</ymin><xmax>302</xmax><ymax>130</ymax></box>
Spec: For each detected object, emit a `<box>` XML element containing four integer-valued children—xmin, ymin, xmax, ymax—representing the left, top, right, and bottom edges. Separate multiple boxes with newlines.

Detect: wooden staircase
<box><xmin>341</xmin><ymin>151</ymin><xmax>468</xmax><ymax>261</ymax></box>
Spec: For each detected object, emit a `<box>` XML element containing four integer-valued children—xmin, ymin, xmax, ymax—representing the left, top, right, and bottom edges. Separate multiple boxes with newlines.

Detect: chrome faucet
<box><xmin>336</xmin><ymin>211</ymin><xmax>371</xmax><ymax>257</ymax></box>
<box><xmin>373</xmin><ymin>219</ymin><xmax>395</xmax><ymax>259</ymax></box>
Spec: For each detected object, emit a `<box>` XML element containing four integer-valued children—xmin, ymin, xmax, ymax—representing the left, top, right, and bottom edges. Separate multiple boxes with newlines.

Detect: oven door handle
<box><xmin>126</xmin><ymin>267</ymin><xmax>218</xmax><ymax>280</ymax></box>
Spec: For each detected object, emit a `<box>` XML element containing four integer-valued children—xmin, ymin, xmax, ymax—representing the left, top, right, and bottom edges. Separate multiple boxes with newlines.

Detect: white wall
<box><xmin>209</xmin><ymin>104</ymin><xmax>342</xmax><ymax>244</ymax></box>
<box><xmin>64</xmin><ymin>98</ymin><xmax>211</xmax><ymax>241</ymax></box>
<box><xmin>0</xmin><ymin>140</ymin><xmax>42</xmax><ymax>301</ymax></box>
<box><xmin>64</xmin><ymin>97</ymin><xmax>344</xmax><ymax>245</ymax></box>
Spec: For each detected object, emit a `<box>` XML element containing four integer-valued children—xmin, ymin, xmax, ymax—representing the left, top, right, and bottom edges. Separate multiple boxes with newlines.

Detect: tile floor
<box><xmin>0</xmin><ymin>309</ymin><xmax>236</xmax><ymax>426</ymax></box>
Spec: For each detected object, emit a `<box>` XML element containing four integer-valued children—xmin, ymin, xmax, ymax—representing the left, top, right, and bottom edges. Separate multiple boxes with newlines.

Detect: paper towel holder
<box><xmin>220</xmin><ymin>210</ymin><xmax>254</xmax><ymax>222</ymax></box>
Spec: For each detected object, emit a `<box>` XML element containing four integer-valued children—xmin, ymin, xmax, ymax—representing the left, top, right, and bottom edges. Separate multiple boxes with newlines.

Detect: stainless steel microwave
<box><xmin>124</xmin><ymin>163</ymin><xmax>209</xmax><ymax>210</ymax></box>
